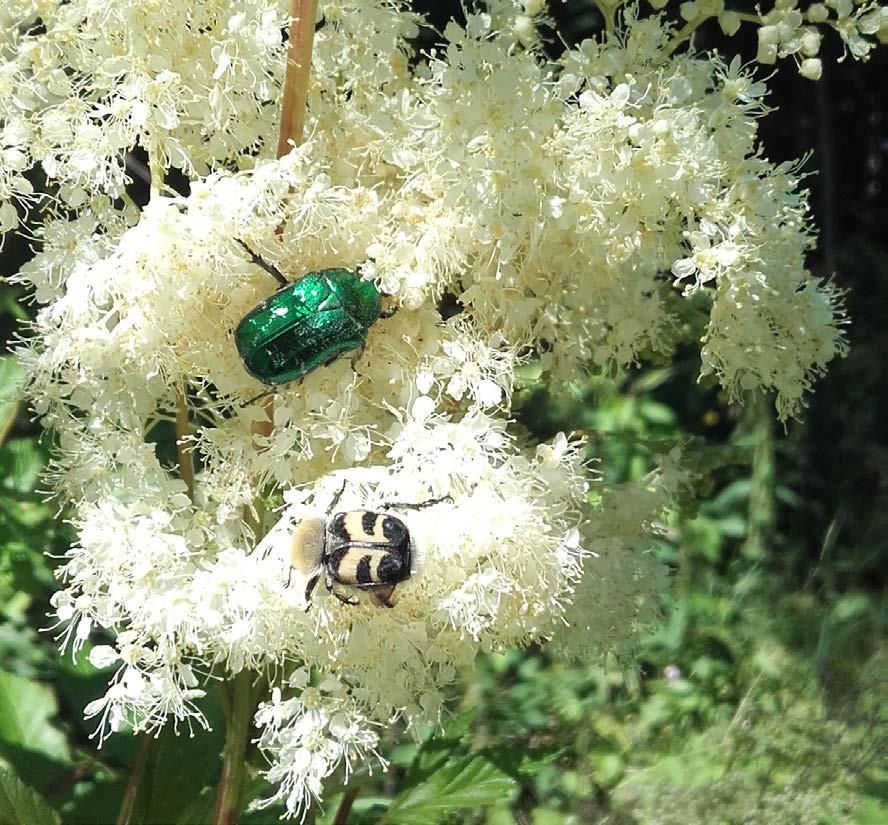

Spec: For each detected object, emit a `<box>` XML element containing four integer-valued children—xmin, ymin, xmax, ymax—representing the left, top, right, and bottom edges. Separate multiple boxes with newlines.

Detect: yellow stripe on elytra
<box><xmin>343</xmin><ymin>511</ymin><xmax>389</xmax><ymax>543</ymax></box>
<box><xmin>334</xmin><ymin>548</ymin><xmax>391</xmax><ymax>584</ymax></box>
<box><xmin>335</xmin><ymin>551</ymin><xmax>362</xmax><ymax>583</ymax></box>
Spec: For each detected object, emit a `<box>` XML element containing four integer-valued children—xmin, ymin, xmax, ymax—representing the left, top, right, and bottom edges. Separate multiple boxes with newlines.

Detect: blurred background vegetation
<box><xmin>0</xmin><ymin>2</ymin><xmax>886</xmax><ymax>823</ymax></box>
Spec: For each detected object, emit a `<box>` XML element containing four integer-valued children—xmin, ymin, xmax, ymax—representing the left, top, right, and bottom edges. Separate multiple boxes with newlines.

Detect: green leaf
<box><xmin>60</xmin><ymin>776</ymin><xmax>128</xmax><ymax>825</ymax></box>
<box><xmin>0</xmin><ymin>764</ymin><xmax>61</xmax><ymax>825</ymax></box>
<box><xmin>855</xmin><ymin>797</ymin><xmax>888</xmax><ymax>825</ymax></box>
<box><xmin>485</xmin><ymin>805</ymin><xmax>516</xmax><ymax>825</ymax></box>
<box><xmin>306</xmin><ymin>793</ymin><xmax>390</xmax><ymax>825</ymax></box>
<box><xmin>560</xmin><ymin>769</ymin><xmax>592</xmax><ymax>797</ymax></box>
<box><xmin>531</xmin><ymin>809</ymin><xmax>571</xmax><ymax>825</ymax></box>
<box><xmin>639</xmin><ymin>400</ymin><xmax>677</xmax><ymax>426</ymax></box>
<box><xmin>0</xmin><ymin>357</ymin><xmax>23</xmax><ymax>447</ymax></box>
<box><xmin>0</xmin><ymin>440</ymin><xmax>45</xmax><ymax>495</ymax></box>
<box><xmin>130</xmin><ymin>688</ymin><xmax>225</xmax><ymax>825</ymax></box>
<box><xmin>402</xmin><ymin>706</ymin><xmax>479</xmax><ymax>787</ymax></box>
<box><xmin>632</xmin><ymin>368</ymin><xmax>672</xmax><ymax>393</ymax></box>
<box><xmin>385</xmin><ymin>752</ymin><xmax>516</xmax><ymax>825</ymax></box>
<box><xmin>0</xmin><ymin>671</ymin><xmax>71</xmax><ymax>794</ymax></box>
<box><xmin>386</xmin><ymin>741</ymin><xmax>420</xmax><ymax>769</ymax></box>
<box><xmin>590</xmin><ymin>752</ymin><xmax>623</xmax><ymax>787</ymax></box>
<box><xmin>831</xmin><ymin>593</ymin><xmax>871</xmax><ymax>623</ymax></box>
<box><xmin>0</xmin><ymin>671</ymin><xmax>69</xmax><ymax>764</ymax></box>
<box><xmin>716</xmin><ymin>513</ymin><xmax>747</xmax><ymax>539</ymax></box>
<box><xmin>706</xmin><ymin>478</ymin><xmax>751</xmax><ymax>512</ymax></box>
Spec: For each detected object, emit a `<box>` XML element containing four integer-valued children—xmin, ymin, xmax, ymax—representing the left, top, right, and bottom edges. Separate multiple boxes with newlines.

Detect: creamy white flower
<box><xmin>4</xmin><ymin>0</ymin><xmax>868</xmax><ymax>818</ymax></box>
<box><xmin>254</xmin><ymin>678</ymin><xmax>384</xmax><ymax>821</ymax></box>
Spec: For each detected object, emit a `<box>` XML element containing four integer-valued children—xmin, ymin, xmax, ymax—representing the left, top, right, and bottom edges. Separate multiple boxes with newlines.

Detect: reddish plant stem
<box><xmin>277</xmin><ymin>0</ymin><xmax>318</xmax><ymax>156</ymax></box>
<box><xmin>252</xmin><ymin>0</ymin><xmax>318</xmax><ymax>444</ymax></box>
<box><xmin>115</xmin><ymin>733</ymin><xmax>152</xmax><ymax>825</ymax></box>
<box><xmin>333</xmin><ymin>787</ymin><xmax>360</xmax><ymax>825</ymax></box>
<box><xmin>211</xmin><ymin>671</ymin><xmax>254</xmax><ymax>825</ymax></box>
<box><xmin>215</xmin><ymin>6</ymin><xmax>319</xmax><ymax>824</ymax></box>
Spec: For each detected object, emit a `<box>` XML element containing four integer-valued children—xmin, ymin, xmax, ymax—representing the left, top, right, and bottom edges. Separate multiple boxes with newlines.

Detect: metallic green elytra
<box><xmin>235</xmin><ymin>269</ymin><xmax>382</xmax><ymax>385</ymax></box>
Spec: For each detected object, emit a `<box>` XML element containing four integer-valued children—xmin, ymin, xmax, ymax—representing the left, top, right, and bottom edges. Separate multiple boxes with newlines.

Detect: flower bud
<box><xmin>758</xmin><ymin>24</ymin><xmax>780</xmax><ymax>45</ymax></box>
<box><xmin>680</xmin><ymin>2</ymin><xmax>700</xmax><ymax>21</ymax></box>
<box><xmin>827</xmin><ymin>0</ymin><xmax>853</xmax><ymax>19</ymax></box>
<box><xmin>858</xmin><ymin>9</ymin><xmax>885</xmax><ymax>35</ymax></box>
<box><xmin>807</xmin><ymin>3</ymin><xmax>829</xmax><ymax>23</ymax></box>
<box><xmin>800</xmin><ymin>28</ymin><xmax>821</xmax><ymax>55</ymax></box>
<box><xmin>800</xmin><ymin>57</ymin><xmax>823</xmax><ymax>80</ymax></box>
<box><xmin>757</xmin><ymin>41</ymin><xmax>779</xmax><ymax>64</ymax></box>
<box><xmin>0</xmin><ymin>202</ymin><xmax>18</xmax><ymax>232</ymax></box>
<box><xmin>514</xmin><ymin>14</ymin><xmax>536</xmax><ymax>44</ymax></box>
<box><xmin>718</xmin><ymin>11</ymin><xmax>742</xmax><ymax>36</ymax></box>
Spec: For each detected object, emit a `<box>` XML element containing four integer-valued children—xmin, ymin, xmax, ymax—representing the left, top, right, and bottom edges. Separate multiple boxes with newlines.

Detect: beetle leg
<box><xmin>303</xmin><ymin>573</ymin><xmax>320</xmax><ymax>609</ymax></box>
<box><xmin>241</xmin><ymin>387</ymin><xmax>276</xmax><ymax>408</ymax></box>
<box><xmin>349</xmin><ymin>343</ymin><xmax>366</xmax><ymax>370</ymax></box>
<box><xmin>323</xmin><ymin>570</ymin><xmax>358</xmax><ymax>605</ymax></box>
<box><xmin>234</xmin><ymin>239</ymin><xmax>289</xmax><ymax>288</ymax></box>
<box><xmin>379</xmin><ymin>296</ymin><xmax>398</xmax><ymax>319</ymax></box>
<box><xmin>331</xmin><ymin>587</ymin><xmax>360</xmax><ymax>606</ymax></box>
<box><xmin>368</xmin><ymin>584</ymin><xmax>396</xmax><ymax>608</ymax></box>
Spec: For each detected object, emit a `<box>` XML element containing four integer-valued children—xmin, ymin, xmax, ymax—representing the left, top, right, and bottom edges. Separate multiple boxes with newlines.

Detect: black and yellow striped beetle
<box><xmin>289</xmin><ymin>488</ymin><xmax>448</xmax><ymax>609</ymax></box>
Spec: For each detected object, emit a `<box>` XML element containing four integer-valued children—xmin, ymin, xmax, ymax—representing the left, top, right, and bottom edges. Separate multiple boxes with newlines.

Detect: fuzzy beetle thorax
<box><xmin>289</xmin><ymin>517</ymin><xmax>327</xmax><ymax>575</ymax></box>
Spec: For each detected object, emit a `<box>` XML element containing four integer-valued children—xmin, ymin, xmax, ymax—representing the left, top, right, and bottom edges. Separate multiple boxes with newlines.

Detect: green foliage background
<box><xmin>0</xmin><ymin>2</ymin><xmax>886</xmax><ymax>823</ymax></box>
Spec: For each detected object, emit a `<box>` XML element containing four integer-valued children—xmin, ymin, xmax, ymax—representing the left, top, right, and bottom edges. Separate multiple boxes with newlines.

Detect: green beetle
<box><xmin>234</xmin><ymin>242</ymin><xmax>388</xmax><ymax>387</ymax></box>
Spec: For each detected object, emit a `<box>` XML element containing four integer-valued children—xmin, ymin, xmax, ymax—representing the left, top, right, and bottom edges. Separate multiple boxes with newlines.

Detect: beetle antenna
<box><xmin>327</xmin><ymin>479</ymin><xmax>348</xmax><ymax>515</ymax></box>
<box><xmin>382</xmin><ymin>494</ymin><xmax>453</xmax><ymax>510</ymax></box>
<box><xmin>234</xmin><ymin>239</ymin><xmax>289</xmax><ymax>288</ymax></box>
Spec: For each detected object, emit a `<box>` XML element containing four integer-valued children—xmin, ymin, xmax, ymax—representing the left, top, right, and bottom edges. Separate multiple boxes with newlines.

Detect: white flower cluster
<box><xmin>647</xmin><ymin>0</ymin><xmax>888</xmax><ymax>80</ymax></box>
<box><xmin>0</xmin><ymin>0</ymin><xmax>287</xmax><ymax>235</ymax></box>
<box><xmin>255</xmin><ymin>674</ymin><xmax>383</xmax><ymax>817</ymax></box>
<box><xmin>755</xmin><ymin>0</ymin><xmax>888</xmax><ymax>79</ymax></box>
<box><xmin>1</xmin><ymin>0</ymin><xmax>859</xmax><ymax>816</ymax></box>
